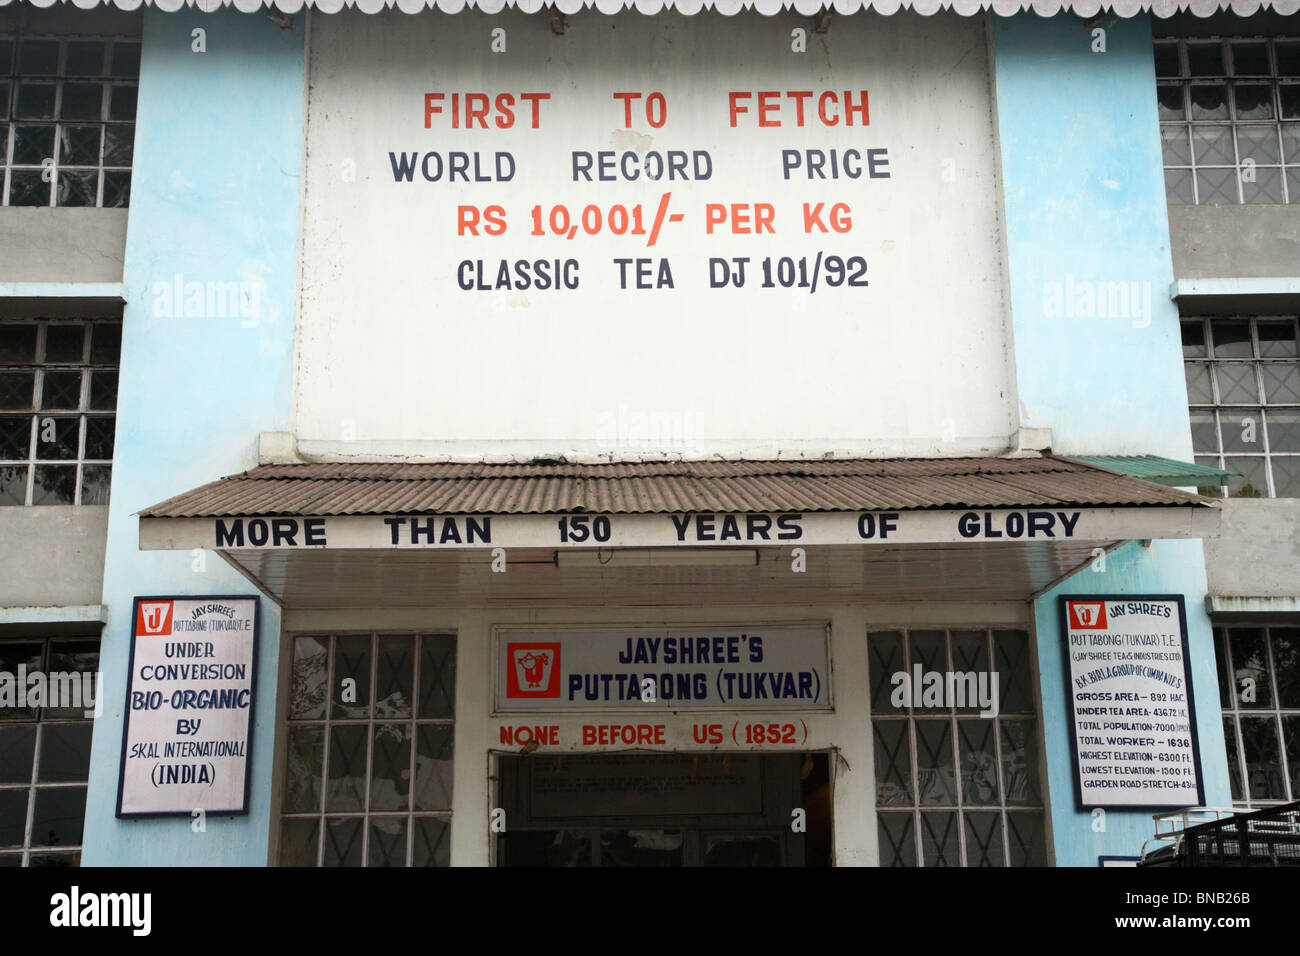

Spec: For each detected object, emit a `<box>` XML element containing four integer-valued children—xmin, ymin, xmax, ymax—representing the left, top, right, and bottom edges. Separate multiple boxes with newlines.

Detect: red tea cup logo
<box><xmin>1067</xmin><ymin>601</ymin><xmax>1108</xmax><ymax>630</ymax></box>
<box><xmin>505</xmin><ymin>643</ymin><xmax>561</xmax><ymax>698</ymax></box>
<box><xmin>137</xmin><ymin>601</ymin><xmax>174</xmax><ymax>636</ymax></box>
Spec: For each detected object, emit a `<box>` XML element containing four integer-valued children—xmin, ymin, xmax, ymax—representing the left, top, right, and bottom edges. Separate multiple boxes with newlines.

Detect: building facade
<box><xmin>0</xmin><ymin>0</ymin><xmax>1297</xmax><ymax>867</ymax></box>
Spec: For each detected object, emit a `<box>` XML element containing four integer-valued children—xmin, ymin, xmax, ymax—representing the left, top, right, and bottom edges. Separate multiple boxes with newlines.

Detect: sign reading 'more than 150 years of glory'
<box><xmin>1061</xmin><ymin>596</ymin><xmax>1204</xmax><ymax>809</ymax></box>
<box><xmin>117</xmin><ymin>596</ymin><xmax>259</xmax><ymax>817</ymax></box>
<box><xmin>495</xmin><ymin>626</ymin><xmax>830</xmax><ymax>712</ymax></box>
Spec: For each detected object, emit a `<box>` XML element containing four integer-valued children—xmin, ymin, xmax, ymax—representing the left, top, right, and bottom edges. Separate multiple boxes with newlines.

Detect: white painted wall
<box><xmin>279</xmin><ymin>601</ymin><xmax>1031</xmax><ymax>866</ymax></box>
<box><xmin>296</xmin><ymin>10</ymin><xmax>1016</xmax><ymax>462</ymax></box>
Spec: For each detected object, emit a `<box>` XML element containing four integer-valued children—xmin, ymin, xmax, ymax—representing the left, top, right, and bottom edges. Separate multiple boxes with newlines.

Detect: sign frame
<box><xmin>116</xmin><ymin>594</ymin><xmax>260</xmax><ymax>819</ymax></box>
<box><xmin>491</xmin><ymin>621</ymin><xmax>834</xmax><ymax>716</ymax></box>
<box><xmin>1058</xmin><ymin>593</ymin><xmax>1205</xmax><ymax>812</ymax></box>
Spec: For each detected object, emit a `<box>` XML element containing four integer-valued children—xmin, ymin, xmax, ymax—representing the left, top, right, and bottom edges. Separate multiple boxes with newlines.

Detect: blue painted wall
<box><xmin>992</xmin><ymin>13</ymin><xmax>1230</xmax><ymax>866</ymax></box>
<box><xmin>82</xmin><ymin>10</ymin><xmax>303</xmax><ymax>865</ymax></box>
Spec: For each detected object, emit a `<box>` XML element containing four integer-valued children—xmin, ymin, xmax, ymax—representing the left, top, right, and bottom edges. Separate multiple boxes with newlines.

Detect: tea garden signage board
<box><xmin>116</xmin><ymin>596</ymin><xmax>259</xmax><ymax>817</ymax></box>
<box><xmin>1060</xmin><ymin>595</ymin><xmax>1204</xmax><ymax>810</ymax></box>
<box><xmin>495</xmin><ymin>626</ymin><xmax>830</xmax><ymax>712</ymax></box>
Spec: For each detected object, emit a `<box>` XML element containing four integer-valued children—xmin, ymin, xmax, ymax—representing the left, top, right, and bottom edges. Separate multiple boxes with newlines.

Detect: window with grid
<box><xmin>280</xmin><ymin>633</ymin><xmax>456</xmax><ymax>867</ymax></box>
<box><xmin>0</xmin><ymin>32</ymin><xmax>138</xmax><ymax>207</ymax></box>
<box><xmin>0</xmin><ymin>636</ymin><xmax>99</xmax><ymax>867</ymax></box>
<box><xmin>1214</xmin><ymin>625</ymin><xmax>1300</xmax><ymax>807</ymax></box>
<box><xmin>868</xmin><ymin>629</ymin><xmax>1046</xmax><ymax>867</ymax></box>
<box><xmin>1183</xmin><ymin>316</ymin><xmax>1300</xmax><ymax>498</ymax></box>
<box><xmin>0</xmin><ymin>317</ymin><xmax>119</xmax><ymax>506</ymax></box>
<box><xmin>1156</xmin><ymin>36</ymin><xmax>1300</xmax><ymax>205</ymax></box>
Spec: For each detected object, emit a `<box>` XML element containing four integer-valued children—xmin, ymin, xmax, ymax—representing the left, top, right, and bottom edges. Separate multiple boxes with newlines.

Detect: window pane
<box><xmin>103</xmin><ymin>124</ymin><xmax>133</xmax><ymax>166</ymax></box>
<box><xmin>1273</xmin><ymin>629</ymin><xmax>1300</xmax><ymax>707</ymax></box>
<box><xmin>1154</xmin><ymin>44</ymin><xmax>1181</xmax><ymax>79</ymax></box>
<box><xmin>1181</xmin><ymin>320</ymin><xmax>1207</xmax><ymax>358</ymax></box>
<box><xmin>1215</xmin><ymin>366</ymin><xmax>1259</xmax><ymax>404</ymax></box>
<box><xmin>1231</xmin><ymin>42</ymin><xmax>1269</xmax><ymax>77</ymax></box>
<box><xmin>325</xmin><ymin>725</ymin><xmax>367</xmax><ymax>812</ymax></box>
<box><xmin>1157</xmin><ymin>84</ymin><xmax>1185</xmax><ymax>120</ymax></box>
<box><xmin>957</xmin><ymin>720</ymin><xmax>999</xmax><ymax>805</ymax></box>
<box><xmin>368</xmin><ymin>816</ymin><xmax>407</xmax><ymax>867</ymax></box>
<box><xmin>869</xmin><ymin>631</ymin><xmax>905</xmax><ymax>713</ymax></box>
<box><xmin>417</xmin><ymin>635</ymin><xmax>455</xmax><ymax>718</ymax></box>
<box><xmin>1185</xmin><ymin>364</ymin><xmax>1213</xmax><ymax>404</ymax></box>
<box><xmin>107</xmin><ymin>85</ymin><xmax>136</xmax><ymax>122</ymax></box>
<box><xmin>413</xmin><ymin>723</ymin><xmax>454</xmax><ymax>811</ymax></box>
<box><xmin>331</xmin><ymin>634</ymin><xmax>370</xmax><ymax>719</ymax></box>
<box><xmin>1224</xmin><ymin>456</ymin><xmax>1269</xmax><ymax>498</ymax></box>
<box><xmin>876</xmin><ymin>812</ymin><xmax>916</xmax><ymax>867</ymax></box>
<box><xmin>39</xmin><ymin>371</ymin><xmax>81</xmax><ymax>411</ymax></box>
<box><xmin>873</xmin><ymin>719</ymin><xmax>913</xmax><ymax>806</ymax></box>
<box><xmin>19</xmin><ymin>39</ymin><xmax>59</xmax><ymax>75</ymax></box>
<box><xmin>369</xmin><ymin>724</ymin><xmax>411</xmax><ymax>812</ymax></box>
<box><xmin>84</xmin><ymin>416</ymin><xmax>114</xmax><ymax>460</ymax></box>
<box><xmin>1190</xmin><ymin>84</ymin><xmax>1229</xmax><ymax>121</ymax></box>
<box><xmin>0</xmin><ymin>416</ymin><xmax>32</xmax><ymax>459</ymax></box>
<box><xmin>15</xmin><ymin>83</ymin><xmax>55</xmax><ymax>120</ymax></box>
<box><xmin>1267</xmin><ymin>409</ymin><xmax>1300</xmax><ymax>452</ymax></box>
<box><xmin>1001</xmin><ymin>719</ymin><xmax>1041</xmax><ymax>806</ymax></box>
<box><xmin>0</xmin><ymin>326</ymin><xmax>37</xmax><ymax>363</ymax></box>
<box><xmin>56</xmin><ymin>169</ymin><xmax>98</xmax><ymax>207</ymax></box>
<box><xmin>88</xmin><ymin>370</ymin><xmax>117</xmax><ymax>410</ymax></box>
<box><xmin>36</xmin><ymin>723</ymin><xmax>93</xmax><ymax>782</ymax></box>
<box><xmin>1224</xmin><ymin>716</ymin><xmax>1244</xmax><ymax>802</ymax></box>
<box><xmin>289</xmin><ymin>636</ymin><xmax>328</xmax><ymax>719</ymax></box>
<box><xmin>1242</xmin><ymin>166</ymin><xmax>1284</xmax><ymax>204</ymax></box>
<box><xmin>994</xmin><ymin>630</ymin><xmax>1034</xmax><ymax>714</ymax></box>
<box><xmin>0</xmin><ymin>791</ymin><xmax>29</xmax><ymax>848</ymax></box>
<box><xmin>963</xmin><ymin>811</ymin><xmax>1004</xmax><ymax>867</ymax></box>
<box><xmin>914</xmin><ymin>720</ymin><xmax>955</xmax><ymax>805</ymax></box>
<box><xmin>102</xmin><ymin>171</ymin><xmax>130</xmax><ymax>208</ymax></box>
<box><xmin>1211</xmin><ymin>320</ymin><xmax>1253</xmax><ymax>358</ymax></box>
<box><xmin>0</xmin><ymin>466</ymin><xmax>27</xmax><ymax>506</ymax></box>
<box><xmin>1271</xmin><ymin>457</ymin><xmax>1300</xmax><ymax>497</ymax></box>
<box><xmin>0</xmin><ymin>373</ymin><xmax>24</xmax><ymax>414</ymax></box>
<box><xmin>57</xmin><ymin>126</ymin><xmax>100</xmax><ymax>166</ymax></box>
<box><xmin>1214</xmin><ymin>629</ymin><xmax>1232</xmax><ymax>705</ymax></box>
<box><xmin>919</xmin><ymin>811</ymin><xmax>960</xmax><ymax>867</ymax></box>
<box><xmin>375</xmin><ymin>635</ymin><xmax>413</xmax><ymax>718</ymax></box>
<box><xmin>59</xmin><ymin>84</ymin><xmax>102</xmax><ymax>122</ymax></box>
<box><xmin>79</xmin><ymin>465</ymin><xmax>110</xmax><ymax>506</ymax></box>
<box><xmin>0</xmin><ymin>725</ymin><xmax>36</xmax><ymax>783</ymax></box>
<box><xmin>1193</xmin><ymin>125</ymin><xmax>1235</xmax><ymax>165</ymax></box>
<box><xmin>1236</xmin><ymin>124</ymin><xmax>1281</xmax><ymax>165</ymax></box>
<box><xmin>950</xmin><ymin>631</ymin><xmax>989</xmax><ymax>716</ymax></box>
<box><xmin>1006</xmin><ymin>811</ymin><xmax>1046</xmax><ymax>866</ymax></box>
<box><xmin>412</xmin><ymin>816</ymin><xmax>451</xmax><ymax>867</ymax></box>
<box><xmin>322</xmin><ymin>817</ymin><xmax>363</xmax><ymax>867</ymax></box>
<box><xmin>30</xmin><ymin>786</ymin><xmax>86</xmax><ymax>848</ymax></box>
<box><xmin>1196</xmin><ymin>167</ymin><xmax>1238</xmax><ymax>204</ymax></box>
<box><xmin>8</xmin><ymin>170</ymin><xmax>48</xmax><ymax>206</ymax></box>
<box><xmin>1220</xmin><ymin>408</ymin><xmax>1263</xmax><ymax>452</ymax></box>
<box><xmin>1283</xmin><ymin>716</ymin><xmax>1300</xmax><ymax>800</ymax></box>
<box><xmin>1262</xmin><ymin>366</ymin><xmax>1300</xmax><ymax>405</ymax></box>
<box><xmin>278</xmin><ymin>818</ymin><xmax>319</xmax><ymax>867</ymax></box>
<box><xmin>88</xmin><ymin>324</ymin><xmax>120</xmax><ymax>365</ymax></box>
<box><xmin>1187</xmin><ymin>43</ymin><xmax>1225</xmax><ymax>77</ymax></box>
<box><xmin>1161</xmin><ymin>125</ymin><xmax>1191</xmax><ymax>165</ymax></box>
<box><xmin>909</xmin><ymin>631</ymin><xmax>948</xmax><ymax>715</ymax></box>
<box><xmin>65</xmin><ymin>42</ymin><xmax>105</xmax><ymax>77</ymax></box>
<box><xmin>1240</xmin><ymin>716</ymin><xmax>1285</xmax><ymax>800</ymax></box>
<box><xmin>33</xmin><ymin>417</ymin><xmax>77</xmax><ymax>459</ymax></box>
<box><xmin>110</xmin><ymin>42</ymin><xmax>141</xmax><ymax>78</ymax></box>
<box><xmin>44</xmin><ymin>325</ymin><xmax>85</xmax><ymax>363</ymax></box>
<box><xmin>282</xmin><ymin>725</ymin><xmax>323</xmax><ymax>813</ymax></box>
<box><xmin>1233</xmin><ymin>83</ymin><xmax>1274</xmax><ymax>121</ymax></box>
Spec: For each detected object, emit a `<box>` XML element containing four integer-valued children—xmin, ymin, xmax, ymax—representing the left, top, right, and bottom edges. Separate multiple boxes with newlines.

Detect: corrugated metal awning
<box><xmin>4</xmin><ymin>0</ymin><xmax>1297</xmax><ymax>17</ymax></box>
<box><xmin>141</xmin><ymin>455</ymin><xmax>1209</xmax><ymax>518</ymax></box>
<box><xmin>136</xmin><ymin>455</ymin><xmax>1219</xmax><ymax>608</ymax></box>
<box><xmin>1066</xmin><ymin>454</ymin><xmax>1238</xmax><ymax>488</ymax></box>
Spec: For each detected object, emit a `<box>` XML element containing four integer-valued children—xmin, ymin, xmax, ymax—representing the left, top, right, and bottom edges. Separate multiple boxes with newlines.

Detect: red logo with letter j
<box><xmin>1067</xmin><ymin>601</ymin><xmax>1108</xmax><ymax>630</ymax></box>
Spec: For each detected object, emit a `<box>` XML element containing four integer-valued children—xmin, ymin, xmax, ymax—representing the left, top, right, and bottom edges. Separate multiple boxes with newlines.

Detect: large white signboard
<box><xmin>495</xmin><ymin>626</ymin><xmax>830</xmax><ymax>712</ymax></box>
<box><xmin>298</xmin><ymin>10</ymin><xmax>1014</xmax><ymax>461</ymax></box>
<box><xmin>117</xmin><ymin>596</ymin><xmax>258</xmax><ymax>817</ymax></box>
<box><xmin>1061</xmin><ymin>596</ymin><xmax>1205</xmax><ymax>810</ymax></box>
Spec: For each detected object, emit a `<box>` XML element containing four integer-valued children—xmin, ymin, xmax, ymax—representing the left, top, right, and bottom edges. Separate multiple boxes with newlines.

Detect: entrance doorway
<box><xmin>495</xmin><ymin>752</ymin><xmax>831</xmax><ymax>866</ymax></box>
